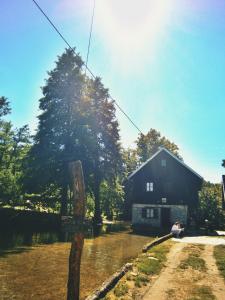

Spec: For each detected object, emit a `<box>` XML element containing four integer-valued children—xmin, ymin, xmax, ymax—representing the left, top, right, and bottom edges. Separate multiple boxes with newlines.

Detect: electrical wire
<box><xmin>85</xmin><ymin>0</ymin><xmax>96</xmax><ymax>76</ymax></box>
<box><xmin>31</xmin><ymin>0</ymin><xmax>143</xmax><ymax>134</ymax></box>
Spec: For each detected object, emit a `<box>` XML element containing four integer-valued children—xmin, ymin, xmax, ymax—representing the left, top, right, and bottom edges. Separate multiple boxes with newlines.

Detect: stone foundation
<box><xmin>132</xmin><ymin>204</ymin><xmax>188</xmax><ymax>227</ymax></box>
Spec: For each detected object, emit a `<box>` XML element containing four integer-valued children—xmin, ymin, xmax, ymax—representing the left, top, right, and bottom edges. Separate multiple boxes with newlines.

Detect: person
<box><xmin>171</xmin><ymin>221</ymin><xmax>184</xmax><ymax>238</ymax></box>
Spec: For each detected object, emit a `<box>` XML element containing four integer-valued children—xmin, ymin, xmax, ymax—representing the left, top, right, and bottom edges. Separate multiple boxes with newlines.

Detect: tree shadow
<box><xmin>0</xmin><ymin>246</ymin><xmax>32</xmax><ymax>258</ymax></box>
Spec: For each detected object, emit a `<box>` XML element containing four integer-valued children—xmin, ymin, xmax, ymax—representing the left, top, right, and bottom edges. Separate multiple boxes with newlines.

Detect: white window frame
<box><xmin>146</xmin><ymin>182</ymin><xmax>154</xmax><ymax>192</ymax></box>
<box><xmin>162</xmin><ymin>197</ymin><xmax>167</xmax><ymax>204</ymax></box>
<box><xmin>142</xmin><ymin>207</ymin><xmax>159</xmax><ymax>219</ymax></box>
<box><xmin>146</xmin><ymin>208</ymin><xmax>154</xmax><ymax>218</ymax></box>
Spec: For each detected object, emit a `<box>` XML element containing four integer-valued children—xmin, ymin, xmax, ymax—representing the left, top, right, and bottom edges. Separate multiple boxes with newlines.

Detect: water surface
<box><xmin>0</xmin><ymin>225</ymin><xmax>153</xmax><ymax>299</ymax></box>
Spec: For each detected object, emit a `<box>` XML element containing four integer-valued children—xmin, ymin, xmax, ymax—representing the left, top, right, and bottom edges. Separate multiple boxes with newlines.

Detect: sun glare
<box><xmin>94</xmin><ymin>0</ymin><xmax>175</xmax><ymax>72</ymax></box>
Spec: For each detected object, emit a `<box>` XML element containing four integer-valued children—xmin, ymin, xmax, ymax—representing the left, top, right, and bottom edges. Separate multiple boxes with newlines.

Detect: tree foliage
<box><xmin>198</xmin><ymin>182</ymin><xmax>225</xmax><ymax>229</ymax></box>
<box><xmin>136</xmin><ymin>128</ymin><xmax>180</xmax><ymax>163</ymax></box>
<box><xmin>26</xmin><ymin>49</ymin><xmax>121</xmax><ymax>221</ymax></box>
<box><xmin>0</xmin><ymin>97</ymin><xmax>31</xmax><ymax>206</ymax></box>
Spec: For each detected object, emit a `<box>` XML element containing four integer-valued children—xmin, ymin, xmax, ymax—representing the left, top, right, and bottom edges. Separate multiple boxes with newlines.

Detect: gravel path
<box><xmin>143</xmin><ymin>238</ymin><xmax>225</xmax><ymax>300</ymax></box>
<box><xmin>202</xmin><ymin>245</ymin><xmax>225</xmax><ymax>300</ymax></box>
<box><xmin>142</xmin><ymin>242</ymin><xmax>187</xmax><ymax>300</ymax></box>
<box><xmin>172</xmin><ymin>236</ymin><xmax>225</xmax><ymax>245</ymax></box>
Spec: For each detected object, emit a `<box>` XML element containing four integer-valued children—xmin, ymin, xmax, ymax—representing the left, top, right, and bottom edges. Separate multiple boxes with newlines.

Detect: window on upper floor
<box><xmin>161</xmin><ymin>159</ymin><xmax>167</xmax><ymax>167</ymax></box>
<box><xmin>146</xmin><ymin>182</ymin><xmax>154</xmax><ymax>192</ymax></box>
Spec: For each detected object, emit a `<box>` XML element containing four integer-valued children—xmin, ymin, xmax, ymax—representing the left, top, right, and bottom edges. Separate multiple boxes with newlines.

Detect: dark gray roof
<box><xmin>128</xmin><ymin>147</ymin><xmax>203</xmax><ymax>180</ymax></box>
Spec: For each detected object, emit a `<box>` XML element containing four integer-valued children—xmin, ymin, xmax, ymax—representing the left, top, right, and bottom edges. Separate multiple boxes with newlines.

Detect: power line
<box><xmin>85</xmin><ymin>0</ymin><xmax>96</xmax><ymax>76</ymax></box>
<box><xmin>31</xmin><ymin>0</ymin><xmax>143</xmax><ymax>134</ymax></box>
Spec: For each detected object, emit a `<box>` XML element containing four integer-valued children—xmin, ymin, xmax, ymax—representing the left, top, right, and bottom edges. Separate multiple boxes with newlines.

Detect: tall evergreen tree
<box><xmin>85</xmin><ymin>77</ymin><xmax>121</xmax><ymax>223</ymax></box>
<box><xmin>27</xmin><ymin>49</ymin><xmax>88</xmax><ymax>215</ymax></box>
<box><xmin>27</xmin><ymin>50</ymin><xmax>121</xmax><ymax>219</ymax></box>
<box><xmin>0</xmin><ymin>96</ymin><xmax>11</xmax><ymax>117</ymax></box>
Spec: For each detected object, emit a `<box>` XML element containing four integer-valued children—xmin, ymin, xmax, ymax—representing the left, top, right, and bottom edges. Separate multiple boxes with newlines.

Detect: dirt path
<box><xmin>142</xmin><ymin>240</ymin><xmax>225</xmax><ymax>300</ymax></box>
<box><xmin>173</xmin><ymin>236</ymin><xmax>225</xmax><ymax>245</ymax></box>
<box><xmin>142</xmin><ymin>242</ymin><xmax>187</xmax><ymax>300</ymax></box>
<box><xmin>202</xmin><ymin>245</ymin><xmax>225</xmax><ymax>300</ymax></box>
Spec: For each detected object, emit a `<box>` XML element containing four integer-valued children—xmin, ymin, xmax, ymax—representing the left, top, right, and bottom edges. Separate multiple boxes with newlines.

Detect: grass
<box><xmin>187</xmin><ymin>285</ymin><xmax>216</xmax><ymax>300</ymax></box>
<box><xmin>105</xmin><ymin>241</ymin><xmax>172</xmax><ymax>299</ymax></box>
<box><xmin>166</xmin><ymin>288</ymin><xmax>176</xmax><ymax>299</ymax></box>
<box><xmin>136</xmin><ymin>242</ymin><xmax>171</xmax><ymax>275</ymax></box>
<box><xmin>179</xmin><ymin>245</ymin><xmax>206</xmax><ymax>271</ymax></box>
<box><xmin>134</xmin><ymin>274</ymin><xmax>149</xmax><ymax>287</ymax></box>
<box><xmin>214</xmin><ymin>245</ymin><xmax>225</xmax><ymax>280</ymax></box>
<box><xmin>114</xmin><ymin>283</ymin><xmax>129</xmax><ymax>297</ymax></box>
<box><xmin>179</xmin><ymin>256</ymin><xmax>206</xmax><ymax>271</ymax></box>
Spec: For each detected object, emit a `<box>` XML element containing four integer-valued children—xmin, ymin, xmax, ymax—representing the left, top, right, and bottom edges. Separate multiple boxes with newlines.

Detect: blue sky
<box><xmin>1</xmin><ymin>0</ymin><xmax>225</xmax><ymax>183</ymax></box>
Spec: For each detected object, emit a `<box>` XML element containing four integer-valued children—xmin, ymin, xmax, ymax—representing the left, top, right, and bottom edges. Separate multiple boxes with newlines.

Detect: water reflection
<box><xmin>0</xmin><ymin>223</ymin><xmax>153</xmax><ymax>300</ymax></box>
<box><xmin>0</xmin><ymin>222</ymin><xmax>129</xmax><ymax>252</ymax></box>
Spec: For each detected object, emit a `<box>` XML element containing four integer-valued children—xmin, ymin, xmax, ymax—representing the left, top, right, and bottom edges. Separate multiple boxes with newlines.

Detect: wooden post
<box><xmin>67</xmin><ymin>161</ymin><xmax>86</xmax><ymax>300</ymax></box>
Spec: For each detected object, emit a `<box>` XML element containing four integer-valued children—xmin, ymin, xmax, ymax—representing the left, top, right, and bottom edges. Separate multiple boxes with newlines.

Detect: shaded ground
<box><xmin>143</xmin><ymin>238</ymin><xmax>225</xmax><ymax>300</ymax></box>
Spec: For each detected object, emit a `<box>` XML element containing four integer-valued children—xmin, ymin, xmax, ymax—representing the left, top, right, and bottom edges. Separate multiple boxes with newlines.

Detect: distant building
<box><xmin>125</xmin><ymin>147</ymin><xmax>203</xmax><ymax>229</ymax></box>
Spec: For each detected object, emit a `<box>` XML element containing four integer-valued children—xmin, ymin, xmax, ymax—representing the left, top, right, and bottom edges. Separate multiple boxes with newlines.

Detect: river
<box><xmin>0</xmin><ymin>224</ymin><xmax>153</xmax><ymax>299</ymax></box>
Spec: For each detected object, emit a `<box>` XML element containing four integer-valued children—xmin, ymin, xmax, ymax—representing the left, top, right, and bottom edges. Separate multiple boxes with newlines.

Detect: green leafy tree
<box><xmin>121</xmin><ymin>148</ymin><xmax>138</xmax><ymax>177</ymax></box>
<box><xmin>100</xmin><ymin>179</ymin><xmax>124</xmax><ymax>220</ymax></box>
<box><xmin>136</xmin><ymin>128</ymin><xmax>180</xmax><ymax>163</ymax></box>
<box><xmin>198</xmin><ymin>182</ymin><xmax>225</xmax><ymax>229</ymax></box>
<box><xmin>0</xmin><ymin>97</ymin><xmax>31</xmax><ymax>205</ymax></box>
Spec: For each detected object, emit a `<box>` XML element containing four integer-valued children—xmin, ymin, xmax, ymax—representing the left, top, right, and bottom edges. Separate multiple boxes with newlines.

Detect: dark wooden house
<box><xmin>126</xmin><ymin>147</ymin><xmax>203</xmax><ymax>228</ymax></box>
<box><xmin>222</xmin><ymin>175</ymin><xmax>225</xmax><ymax>210</ymax></box>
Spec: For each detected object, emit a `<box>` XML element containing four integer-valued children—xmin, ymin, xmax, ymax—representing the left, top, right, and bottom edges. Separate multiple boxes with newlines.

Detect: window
<box><xmin>146</xmin><ymin>182</ymin><xmax>154</xmax><ymax>192</ymax></box>
<box><xmin>162</xmin><ymin>197</ymin><xmax>167</xmax><ymax>204</ymax></box>
<box><xmin>161</xmin><ymin>159</ymin><xmax>167</xmax><ymax>167</ymax></box>
<box><xmin>142</xmin><ymin>208</ymin><xmax>158</xmax><ymax>219</ymax></box>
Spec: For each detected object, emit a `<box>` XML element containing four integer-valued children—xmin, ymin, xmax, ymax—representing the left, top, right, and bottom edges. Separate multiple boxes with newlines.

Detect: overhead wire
<box><xmin>85</xmin><ymin>0</ymin><xmax>96</xmax><ymax>76</ymax></box>
<box><xmin>31</xmin><ymin>0</ymin><xmax>143</xmax><ymax>134</ymax></box>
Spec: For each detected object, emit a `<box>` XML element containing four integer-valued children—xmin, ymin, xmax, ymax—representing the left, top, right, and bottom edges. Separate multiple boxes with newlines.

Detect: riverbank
<box><xmin>103</xmin><ymin>236</ymin><xmax>225</xmax><ymax>300</ymax></box>
<box><xmin>0</xmin><ymin>208</ymin><xmax>60</xmax><ymax>231</ymax></box>
<box><xmin>102</xmin><ymin>240</ymin><xmax>173</xmax><ymax>300</ymax></box>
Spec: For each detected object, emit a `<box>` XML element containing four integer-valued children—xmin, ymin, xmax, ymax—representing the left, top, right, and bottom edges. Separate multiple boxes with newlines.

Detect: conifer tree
<box><xmin>28</xmin><ymin>49</ymin><xmax>87</xmax><ymax>215</ymax></box>
<box><xmin>85</xmin><ymin>77</ymin><xmax>121</xmax><ymax>223</ymax></box>
<box><xmin>28</xmin><ymin>49</ymin><xmax>121</xmax><ymax>219</ymax></box>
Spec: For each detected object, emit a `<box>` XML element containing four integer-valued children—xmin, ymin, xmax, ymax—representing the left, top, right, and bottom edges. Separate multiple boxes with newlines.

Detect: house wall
<box><xmin>131</xmin><ymin>151</ymin><xmax>202</xmax><ymax>206</ymax></box>
<box><xmin>126</xmin><ymin>150</ymin><xmax>202</xmax><ymax>225</ymax></box>
<box><xmin>132</xmin><ymin>204</ymin><xmax>188</xmax><ymax>227</ymax></box>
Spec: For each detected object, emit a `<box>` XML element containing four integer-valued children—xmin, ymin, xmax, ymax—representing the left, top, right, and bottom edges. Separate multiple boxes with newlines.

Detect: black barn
<box><xmin>126</xmin><ymin>147</ymin><xmax>203</xmax><ymax>228</ymax></box>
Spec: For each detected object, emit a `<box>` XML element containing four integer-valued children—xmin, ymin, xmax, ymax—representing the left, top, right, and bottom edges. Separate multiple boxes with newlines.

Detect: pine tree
<box><xmin>85</xmin><ymin>77</ymin><xmax>121</xmax><ymax>223</ymax></box>
<box><xmin>28</xmin><ymin>49</ymin><xmax>87</xmax><ymax>214</ymax></box>
<box><xmin>28</xmin><ymin>50</ymin><xmax>121</xmax><ymax>218</ymax></box>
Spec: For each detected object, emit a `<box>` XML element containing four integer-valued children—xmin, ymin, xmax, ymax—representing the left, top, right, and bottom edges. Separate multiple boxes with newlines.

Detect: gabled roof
<box><xmin>127</xmin><ymin>147</ymin><xmax>203</xmax><ymax>180</ymax></box>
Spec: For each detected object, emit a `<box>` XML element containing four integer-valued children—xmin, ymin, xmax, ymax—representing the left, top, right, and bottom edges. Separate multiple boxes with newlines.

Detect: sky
<box><xmin>0</xmin><ymin>0</ymin><xmax>225</xmax><ymax>183</ymax></box>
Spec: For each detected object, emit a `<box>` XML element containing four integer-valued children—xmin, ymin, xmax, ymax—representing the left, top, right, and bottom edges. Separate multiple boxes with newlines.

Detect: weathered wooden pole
<box><xmin>67</xmin><ymin>161</ymin><xmax>86</xmax><ymax>300</ymax></box>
